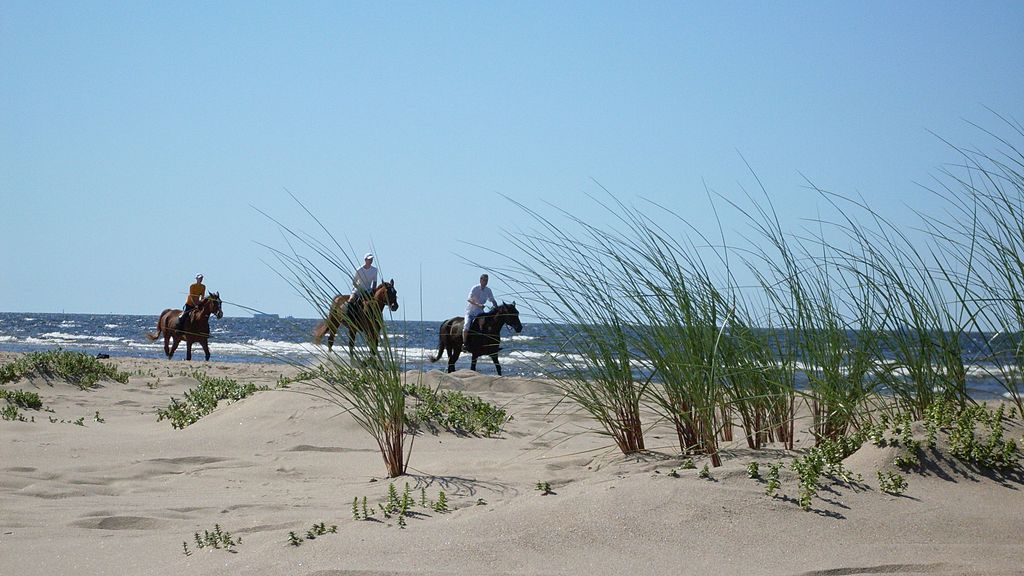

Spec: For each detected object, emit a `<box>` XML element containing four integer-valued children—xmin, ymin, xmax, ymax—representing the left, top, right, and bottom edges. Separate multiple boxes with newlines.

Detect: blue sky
<box><xmin>2</xmin><ymin>1</ymin><xmax>1022</xmax><ymax>321</ymax></box>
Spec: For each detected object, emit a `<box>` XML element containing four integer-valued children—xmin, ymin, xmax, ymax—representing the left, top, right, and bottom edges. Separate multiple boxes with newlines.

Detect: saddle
<box><xmin>344</xmin><ymin>292</ymin><xmax>370</xmax><ymax>325</ymax></box>
<box><xmin>176</xmin><ymin>309</ymin><xmax>191</xmax><ymax>331</ymax></box>
<box><xmin>465</xmin><ymin>317</ymin><xmax>500</xmax><ymax>351</ymax></box>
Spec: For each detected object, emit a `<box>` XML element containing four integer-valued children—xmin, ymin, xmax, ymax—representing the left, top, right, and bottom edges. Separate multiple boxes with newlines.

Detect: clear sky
<box><xmin>2</xmin><ymin>1</ymin><xmax>1022</xmax><ymax>321</ymax></box>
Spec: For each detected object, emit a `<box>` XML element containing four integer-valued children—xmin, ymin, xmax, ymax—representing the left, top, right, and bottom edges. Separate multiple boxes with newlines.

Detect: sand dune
<box><xmin>1</xmin><ymin>354</ymin><xmax>1022</xmax><ymax>575</ymax></box>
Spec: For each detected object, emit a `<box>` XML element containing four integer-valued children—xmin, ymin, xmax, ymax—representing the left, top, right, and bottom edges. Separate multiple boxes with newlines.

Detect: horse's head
<box><xmin>496</xmin><ymin>301</ymin><xmax>523</xmax><ymax>333</ymax></box>
<box><xmin>204</xmin><ymin>292</ymin><xmax>224</xmax><ymax>319</ymax></box>
<box><xmin>377</xmin><ymin>279</ymin><xmax>399</xmax><ymax>312</ymax></box>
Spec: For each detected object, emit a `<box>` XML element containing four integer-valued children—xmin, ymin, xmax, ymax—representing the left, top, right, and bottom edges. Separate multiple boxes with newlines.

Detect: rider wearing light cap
<box><xmin>351</xmin><ymin>253</ymin><xmax>378</xmax><ymax>302</ymax></box>
<box><xmin>179</xmin><ymin>274</ymin><xmax>206</xmax><ymax>330</ymax></box>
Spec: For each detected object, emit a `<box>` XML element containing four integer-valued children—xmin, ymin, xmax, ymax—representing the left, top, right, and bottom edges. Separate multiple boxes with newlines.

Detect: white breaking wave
<box><xmin>38</xmin><ymin>332</ymin><xmax>123</xmax><ymax>343</ymax></box>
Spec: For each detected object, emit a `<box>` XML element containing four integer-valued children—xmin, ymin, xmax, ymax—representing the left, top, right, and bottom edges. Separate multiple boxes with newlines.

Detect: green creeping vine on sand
<box><xmin>0</xmin><ymin>389</ymin><xmax>42</xmax><ymax>409</ymax></box>
<box><xmin>750</xmin><ymin>400</ymin><xmax>1021</xmax><ymax>511</ymax></box>
<box><xmin>0</xmin><ymin>349</ymin><xmax>129</xmax><ymax>389</ymax></box>
<box><xmin>403</xmin><ymin>382</ymin><xmax>508</xmax><ymax>437</ymax></box>
<box><xmin>157</xmin><ymin>371</ymin><xmax>267</xmax><ymax>429</ymax></box>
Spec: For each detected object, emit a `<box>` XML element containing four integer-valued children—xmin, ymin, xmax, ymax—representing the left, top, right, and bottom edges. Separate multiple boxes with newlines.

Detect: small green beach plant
<box><xmin>192</xmin><ymin>524</ymin><xmax>240</xmax><ymax>551</ymax></box>
<box><xmin>433</xmin><ymin>490</ymin><xmax>449</xmax><ymax>513</ymax></box>
<box><xmin>877</xmin><ymin>470</ymin><xmax>908</xmax><ymax>495</ymax></box>
<box><xmin>764</xmin><ymin>462</ymin><xmax>783</xmax><ymax>497</ymax></box>
<box><xmin>746</xmin><ymin>462</ymin><xmax>760</xmax><ymax>479</ymax></box>
<box><xmin>698</xmin><ymin>463</ymin><xmax>712</xmax><ymax>479</ymax></box>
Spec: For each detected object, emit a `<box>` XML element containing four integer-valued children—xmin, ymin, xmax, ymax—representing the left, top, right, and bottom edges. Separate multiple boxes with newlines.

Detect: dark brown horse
<box><xmin>146</xmin><ymin>292</ymin><xmax>223</xmax><ymax>361</ymax></box>
<box><xmin>312</xmin><ymin>280</ymin><xmax>399</xmax><ymax>356</ymax></box>
<box><xmin>430</xmin><ymin>302</ymin><xmax>523</xmax><ymax>375</ymax></box>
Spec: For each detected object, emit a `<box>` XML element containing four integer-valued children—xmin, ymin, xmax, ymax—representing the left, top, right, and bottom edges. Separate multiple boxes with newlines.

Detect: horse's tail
<box><xmin>146</xmin><ymin>309</ymin><xmax>174</xmax><ymax>341</ymax></box>
<box><xmin>312</xmin><ymin>321</ymin><xmax>328</xmax><ymax>345</ymax></box>
<box><xmin>429</xmin><ymin>319</ymin><xmax>452</xmax><ymax>363</ymax></box>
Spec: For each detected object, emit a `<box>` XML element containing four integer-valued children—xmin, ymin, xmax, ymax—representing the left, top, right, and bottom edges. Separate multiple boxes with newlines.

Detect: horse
<box><xmin>430</xmin><ymin>301</ymin><xmax>523</xmax><ymax>375</ymax></box>
<box><xmin>146</xmin><ymin>292</ymin><xmax>223</xmax><ymax>361</ymax></box>
<box><xmin>312</xmin><ymin>280</ymin><xmax>399</xmax><ymax>356</ymax></box>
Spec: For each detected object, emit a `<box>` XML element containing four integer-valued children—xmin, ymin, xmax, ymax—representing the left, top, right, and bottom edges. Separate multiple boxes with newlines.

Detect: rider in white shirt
<box><xmin>464</xmin><ymin>274</ymin><xmax>498</xmax><ymax>340</ymax></box>
<box><xmin>351</xmin><ymin>253</ymin><xmax>378</xmax><ymax>301</ymax></box>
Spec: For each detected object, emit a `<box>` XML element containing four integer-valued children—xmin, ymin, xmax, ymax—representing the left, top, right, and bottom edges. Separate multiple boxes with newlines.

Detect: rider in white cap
<box><xmin>351</xmin><ymin>253</ymin><xmax>378</xmax><ymax>303</ymax></box>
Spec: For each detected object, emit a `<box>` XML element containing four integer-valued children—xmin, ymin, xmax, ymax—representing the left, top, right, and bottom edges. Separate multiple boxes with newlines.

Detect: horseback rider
<box><xmin>464</xmin><ymin>273</ymin><xmax>498</xmax><ymax>341</ymax></box>
<box><xmin>178</xmin><ymin>274</ymin><xmax>205</xmax><ymax>331</ymax></box>
<box><xmin>349</xmin><ymin>253</ymin><xmax>378</xmax><ymax>308</ymax></box>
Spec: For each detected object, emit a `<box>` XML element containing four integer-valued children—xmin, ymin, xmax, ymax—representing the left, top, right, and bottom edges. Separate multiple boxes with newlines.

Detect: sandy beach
<box><xmin>1</xmin><ymin>353</ymin><xmax>1022</xmax><ymax>576</ymax></box>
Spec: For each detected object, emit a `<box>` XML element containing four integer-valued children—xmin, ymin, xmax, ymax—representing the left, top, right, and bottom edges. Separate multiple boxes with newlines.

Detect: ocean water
<box><xmin>0</xmin><ymin>312</ymin><xmax>553</xmax><ymax>378</ymax></box>
<box><xmin>0</xmin><ymin>312</ymin><xmax>1017</xmax><ymax>400</ymax></box>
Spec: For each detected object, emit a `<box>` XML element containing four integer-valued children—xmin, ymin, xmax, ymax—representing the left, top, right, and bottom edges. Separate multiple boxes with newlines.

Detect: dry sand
<box><xmin>1</xmin><ymin>353</ymin><xmax>1023</xmax><ymax>576</ymax></box>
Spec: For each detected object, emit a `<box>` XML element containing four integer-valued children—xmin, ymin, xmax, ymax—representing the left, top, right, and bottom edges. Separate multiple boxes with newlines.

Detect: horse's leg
<box><xmin>447</xmin><ymin>343</ymin><xmax>460</xmax><ymax>373</ymax></box>
<box><xmin>168</xmin><ymin>335</ymin><xmax>182</xmax><ymax>360</ymax></box>
<box><xmin>327</xmin><ymin>330</ymin><xmax>335</xmax><ymax>352</ymax></box>
<box><xmin>348</xmin><ymin>327</ymin><xmax>357</xmax><ymax>359</ymax></box>
<box><xmin>164</xmin><ymin>333</ymin><xmax>173</xmax><ymax>359</ymax></box>
<box><xmin>490</xmin><ymin>354</ymin><xmax>502</xmax><ymax>376</ymax></box>
<box><xmin>185</xmin><ymin>340</ymin><xmax>193</xmax><ymax>361</ymax></box>
<box><xmin>201</xmin><ymin>339</ymin><xmax>211</xmax><ymax>361</ymax></box>
<box><xmin>470</xmin><ymin>353</ymin><xmax>479</xmax><ymax>372</ymax></box>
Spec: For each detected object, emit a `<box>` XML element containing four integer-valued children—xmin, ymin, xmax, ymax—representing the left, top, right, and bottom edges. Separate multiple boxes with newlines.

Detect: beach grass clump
<box><xmin>262</xmin><ymin>200</ymin><xmax>410</xmax><ymax>478</ymax></box>
<box><xmin>156</xmin><ymin>372</ymin><xmax>266</xmax><ymax>428</ymax></box>
<box><xmin>0</xmin><ymin>349</ymin><xmax>129</xmax><ymax>389</ymax></box>
<box><xmin>484</xmin><ymin>115</ymin><xmax>1023</xmax><ymax>474</ymax></box>
<box><xmin>403</xmin><ymin>382</ymin><xmax>507</xmax><ymax>437</ymax></box>
<box><xmin>928</xmin><ymin>121</ymin><xmax>1024</xmax><ymax>411</ymax></box>
<box><xmin>306</xmin><ymin>351</ymin><xmax>409</xmax><ymax>477</ymax></box>
<box><xmin>743</xmin><ymin>191</ymin><xmax>887</xmax><ymax>444</ymax></box>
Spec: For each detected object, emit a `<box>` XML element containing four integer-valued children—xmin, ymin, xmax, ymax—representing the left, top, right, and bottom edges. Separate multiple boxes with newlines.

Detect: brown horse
<box><xmin>430</xmin><ymin>302</ymin><xmax>523</xmax><ymax>375</ymax></box>
<box><xmin>146</xmin><ymin>293</ymin><xmax>223</xmax><ymax>360</ymax></box>
<box><xmin>312</xmin><ymin>280</ymin><xmax>399</xmax><ymax>356</ymax></box>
